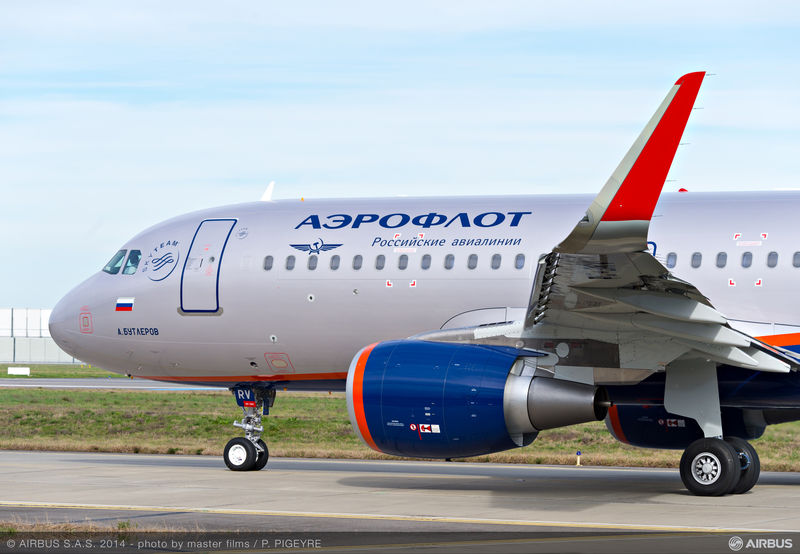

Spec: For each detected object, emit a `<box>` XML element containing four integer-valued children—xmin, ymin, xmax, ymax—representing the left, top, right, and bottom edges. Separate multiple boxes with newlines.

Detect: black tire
<box><xmin>224</xmin><ymin>437</ymin><xmax>257</xmax><ymax>471</ymax></box>
<box><xmin>679</xmin><ymin>438</ymin><xmax>740</xmax><ymax>496</ymax></box>
<box><xmin>253</xmin><ymin>439</ymin><xmax>269</xmax><ymax>471</ymax></box>
<box><xmin>725</xmin><ymin>437</ymin><xmax>761</xmax><ymax>494</ymax></box>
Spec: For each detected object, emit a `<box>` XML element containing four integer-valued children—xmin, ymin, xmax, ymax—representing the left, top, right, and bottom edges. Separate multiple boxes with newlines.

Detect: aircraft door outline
<box><xmin>180</xmin><ymin>218</ymin><xmax>237</xmax><ymax>313</ymax></box>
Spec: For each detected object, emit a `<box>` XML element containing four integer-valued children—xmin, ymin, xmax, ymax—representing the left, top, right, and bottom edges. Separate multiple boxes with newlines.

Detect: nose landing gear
<box><xmin>224</xmin><ymin>385</ymin><xmax>275</xmax><ymax>471</ymax></box>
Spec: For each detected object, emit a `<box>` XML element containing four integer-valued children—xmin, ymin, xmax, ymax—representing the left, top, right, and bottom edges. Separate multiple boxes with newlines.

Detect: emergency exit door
<box><xmin>180</xmin><ymin>219</ymin><xmax>236</xmax><ymax>313</ymax></box>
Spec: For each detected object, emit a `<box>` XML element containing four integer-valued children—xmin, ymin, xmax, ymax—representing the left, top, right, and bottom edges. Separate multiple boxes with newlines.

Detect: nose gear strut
<box><xmin>224</xmin><ymin>385</ymin><xmax>275</xmax><ymax>471</ymax></box>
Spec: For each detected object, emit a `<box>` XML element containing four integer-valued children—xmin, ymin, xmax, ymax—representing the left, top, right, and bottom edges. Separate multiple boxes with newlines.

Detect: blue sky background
<box><xmin>2</xmin><ymin>1</ymin><xmax>799</xmax><ymax>306</ymax></box>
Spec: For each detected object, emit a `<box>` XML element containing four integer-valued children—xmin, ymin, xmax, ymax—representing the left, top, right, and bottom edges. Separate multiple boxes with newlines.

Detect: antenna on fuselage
<box><xmin>260</xmin><ymin>181</ymin><xmax>275</xmax><ymax>202</ymax></box>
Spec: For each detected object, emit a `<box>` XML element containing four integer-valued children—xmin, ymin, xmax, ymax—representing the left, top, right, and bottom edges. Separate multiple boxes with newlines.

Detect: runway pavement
<box><xmin>2</xmin><ymin>451</ymin><xmax>798</xmax><ymax>552</ymax></box>
<box><xmin>1</xmin><ymin>451</ymin><xmax>799</xmax><ymax>531</ymax></box>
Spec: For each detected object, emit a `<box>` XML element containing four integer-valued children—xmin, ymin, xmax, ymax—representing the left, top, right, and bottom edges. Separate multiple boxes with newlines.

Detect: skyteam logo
<box><xmin>290</xmin><ymin>238</ymin><xmax>342</xmax><ymax>255</ymax></box>
<box><xmin>142</xmin><ymin>239</ymin><xmax>180</xmax><ymax>281</ymax></box>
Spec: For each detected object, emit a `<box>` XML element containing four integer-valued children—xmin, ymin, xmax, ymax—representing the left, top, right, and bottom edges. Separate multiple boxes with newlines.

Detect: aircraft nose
<box><xmin>49</xmin><ymin>292</ymin><xmax>73</xmax><ymax>356</ymax></box>
<box><xmin>49</xmin><ymin>286</ymin><xmax>90</xmax><ymax>359</ymax></box>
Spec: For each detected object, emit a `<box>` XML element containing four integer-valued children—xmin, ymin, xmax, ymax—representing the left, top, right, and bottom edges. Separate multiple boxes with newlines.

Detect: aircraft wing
<box><xmin>417</xmin><ymin>72</ymin><xmax>798</xmax><ymax>376</ymax></box>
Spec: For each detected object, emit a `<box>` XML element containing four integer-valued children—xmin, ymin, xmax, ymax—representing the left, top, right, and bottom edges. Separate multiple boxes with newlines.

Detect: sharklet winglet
<box><xmin>556</xmin><ymin>72</ymin><xmax>706</xmax><ymax>254</ymax></box>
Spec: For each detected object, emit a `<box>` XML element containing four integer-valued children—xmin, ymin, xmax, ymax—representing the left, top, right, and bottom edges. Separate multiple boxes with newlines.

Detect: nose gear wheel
<box><xmin>224</xmin><ymin>437</ymin><xmax>257</xmax><ymax>471</ymax></box>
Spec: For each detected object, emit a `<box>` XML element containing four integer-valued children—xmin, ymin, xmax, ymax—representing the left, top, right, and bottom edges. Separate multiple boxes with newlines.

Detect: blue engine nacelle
<box><xmin>606</xmin><ymin>405</ymin><xmax>766</xmax><ymax>449</ymax></box>
<box><xmin>346</xmin><ymin>340</ymin><xmax>609</xmax><ymax>459</ymax></box>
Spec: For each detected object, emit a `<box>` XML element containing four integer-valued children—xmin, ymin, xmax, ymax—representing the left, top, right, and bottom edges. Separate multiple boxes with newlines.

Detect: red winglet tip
<box><xmin>675</xmin><ymin>71</ymin><xmax>706</xmax><ymax>86</ymax></box>
<box><xmin>599</xmin><ymin>72</ymin><xmax>706</xmax><ymax>223</ymax></box>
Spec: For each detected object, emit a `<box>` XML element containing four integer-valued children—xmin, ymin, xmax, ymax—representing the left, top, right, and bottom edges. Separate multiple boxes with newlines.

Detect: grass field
<box><xmin>1</xmin><ymin>388</ymin><xmax>799</xmax><ymax>470</ymax></box>
<box><xmin>2</xmin><ymin>364</ymin><xmax>122</xmax><ymax>379</ymax></box>
<box><xmin>0</xmin><ymin>520</ymin><xmax>159</xmax><ymax>533</ymax></box>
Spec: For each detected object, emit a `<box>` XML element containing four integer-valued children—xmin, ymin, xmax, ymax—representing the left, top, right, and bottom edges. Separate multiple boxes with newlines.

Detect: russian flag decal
<box><xmin>115</xmin><ymin>297</ymin><xmax>135</xmax><ymax>312</ymax></box>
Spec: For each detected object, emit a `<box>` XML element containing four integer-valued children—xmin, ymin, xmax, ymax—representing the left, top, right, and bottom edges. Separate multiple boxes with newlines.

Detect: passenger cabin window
<box><xmin>716</xmin><ymin>252</ymin><xmax>726</xmax><ymax>268</ymax></box>
<box><xmin>308</xmin><ymin>255</ymin><xmax>318</xmax><ymax>270</ymax></box>
<box><xmin>491</xmin><ymin>254</ymin><xmax>501</xmax><ymax>270</ymax></box>
<box><xmin>767</xmin><ymin>251</ymin><xmax>778</xmax><ymax>268</ymax></box>
<box><xmin>353</xmin><ymin>255</ymin><xmax>363</xmax><ymax>270</ymax></box>
<box><xmin>666</xmin><ymin>252</ymin><xmax>677</xmax><ymax>269</ymax></box>
<box><xmin>444</xmin><ymin>254</ymin><xmax>455</xmax><ymax>270</ymax></box>
<box><xmin>741</xmin><ymin>252</ymin><xmax>752</xmax><ymax>268</ymax></box>
<box><xmin>375</xmin><ymin>255</ymin><xmax>385</xmax><ymax>270</ymax></box>
<box><xmin>514</xmin><ymin>254</ymin><xmax>525</xmax><ymax>270</ymax></box>
<box><xmin>263</xmin><ymin>256</ymin><xmax>274</xmax><ymax>271</ymax></box>
<box><xmin>286</xmin><ymin>255</ymin><xmax>295</xmax><ymax>270</ymax></box>
<box><xmin>421</xmin><ymin>254</ymin><xmax>431</xmax><ymax>270</ymax></box>
<box><xmin>467</xmin><ymin>254</ymin><xmax>478</xmax><ymax>270</ymax></box>
<box><xmin>102</xmin><ymin>250</ymin><xmax>127</xmax><ymax>275</ymax></box>
<box><xmin>122</xmin><ymin>250</ymin><xmax>142</xmax><ymax>275</ymax></box>
<box><xmin>794</xmin><ymin>252</ymin><xmax>800</xmax><ymax>268</ymax></box>
<box><xmin>691</xmin><ymin>252</ymin><xmax>702</xmax><ymax>268</ymax></box>
<box><xmin>330</xmin><ymin>255</ymin><xmax>340</xmax><ymax>270</ymax></box>
<box><xmin>398</xmin><ymin>254</ymin><xmax>408</xmax><ymax>270</ymax></box>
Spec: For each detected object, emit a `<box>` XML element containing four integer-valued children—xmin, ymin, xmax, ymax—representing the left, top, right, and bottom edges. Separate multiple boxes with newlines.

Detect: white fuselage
<box><xmin>48</xmin><ymin>191</ymin><xmax>800</xmax><ymax>384</ymax></box>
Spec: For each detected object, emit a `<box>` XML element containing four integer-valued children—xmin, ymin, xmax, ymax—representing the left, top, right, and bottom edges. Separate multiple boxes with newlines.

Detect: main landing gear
<box><xmin>679</xmin><ymin>437</ymin><xmax>761</xmax><ymax>496</ymax></box>
<box><xmin>224</xmin><ymin>385</ymin><xmax>275</xmax><ymax>471</ymax></box>
<box><xmin>666</xmin><ymin>360</ymin><xmax>761</xmax><ymax>496</ymax></box>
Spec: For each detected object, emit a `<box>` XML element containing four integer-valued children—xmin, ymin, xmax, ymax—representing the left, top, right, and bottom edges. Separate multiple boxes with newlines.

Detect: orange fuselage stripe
<box><xmin>352</xmin><ymin>343</ymin><xmax>380</xmax><ymax>452</ymax></box>
<box><xmin>756</xmin><ymin>333</ymin><xmax>800</xmax><ymax>348</ymax></box>
<box><xmin>137</xmin><ymin>372</ymin><xmax>347</xmax><ymax>383</ymax></box>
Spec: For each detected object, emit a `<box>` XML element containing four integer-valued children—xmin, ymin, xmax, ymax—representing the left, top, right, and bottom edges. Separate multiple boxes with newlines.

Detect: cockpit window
<box><xmin>102</xmin><ymin>250</ymin><xmax>127</xmax><ymax>275</ymax></box>
<box><xmin>122</xmin><ymin>250</ymin><xmax>142</xmax><ymax>275</ymax></box>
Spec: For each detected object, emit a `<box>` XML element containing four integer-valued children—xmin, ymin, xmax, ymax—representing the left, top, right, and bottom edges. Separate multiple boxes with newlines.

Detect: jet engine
<box><xmin>345</xmin><ymin>340</ymin><xmax>609</xmax><ymax>458</ymax></box>
<box><xmin>605</xmin><ymin>405</ymin><xmax>766</xmax><ymax>449</ymax></box>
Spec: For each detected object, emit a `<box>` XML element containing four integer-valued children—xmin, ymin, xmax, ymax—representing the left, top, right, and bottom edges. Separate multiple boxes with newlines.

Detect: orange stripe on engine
<box><xmin>137</xmin><ymin>372</ymin><xmax>347</xmax><ymax>383</ymax></box>
<box><xmin>352</xmin><ymin>343</ymin><xmax>380</xmax><ymax>452</ymax></box>
<box><xmin>607</xmin><ymin>405</ymin><xmax>629</xmax><ymax>445</ymax></box>
<box><xmin>755</xmin><ymin>333</ymin><xmax>800</xmax><ymax>348</ymax></box>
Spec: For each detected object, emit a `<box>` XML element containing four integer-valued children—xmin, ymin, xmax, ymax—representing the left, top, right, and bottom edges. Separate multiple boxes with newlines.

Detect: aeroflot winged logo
<box><xmin>290</xmin><ymin>238</ymin><xmax>342</xmax><ymax>255</ymax></box>
<box><xmin>295</xmin><ymin>211</ymin><xmax>532</xmax><ymax>230</ymax></box>
<box><xmin>141</xmin><ymin>239</ymin><xmax>180</xmax><ymax>281</ymax></box>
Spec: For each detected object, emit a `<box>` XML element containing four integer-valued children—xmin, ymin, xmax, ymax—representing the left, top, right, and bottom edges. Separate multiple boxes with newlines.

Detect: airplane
<box><xmin>49</xmin><ymin>71</ymin><xmax>800</xmax><ymax>496</ymax></box>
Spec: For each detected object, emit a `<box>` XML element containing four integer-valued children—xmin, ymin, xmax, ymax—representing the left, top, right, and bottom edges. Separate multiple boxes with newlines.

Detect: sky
<box><xmin>2</xmin><ymin>1</ymin><xmax>799</xmax><ymax>307</ymax></box>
